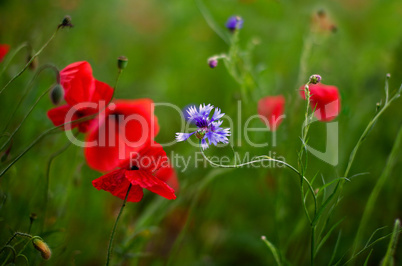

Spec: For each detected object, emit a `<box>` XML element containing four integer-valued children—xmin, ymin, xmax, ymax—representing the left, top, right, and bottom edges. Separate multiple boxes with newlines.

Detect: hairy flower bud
<box><xmin>58</xmin><ymin>15</ymin><xmax>73</xmax><ymax>29</ymax></box>
<box><xmin>309</xmin><ymin>74</ymin><xmax>322</xmax><ymax>84</ymax></box>
<box><xmin>226</xmin><ymin>16</ymin><xmax>243</xmax><ymax>32</ymax></box>
<box><xmin>117</xmin><ymin>56</ymin><xmax>128</xmax><ymax>70</ymax></box>
<box><xmin>32</xmin><ymin>238</ymin><xmax>51</xmax><ymax>260</ymax></box>
<box><xmin>208</xmin><ymin>57</ymin><xmax>218</xmax><ymax>68</ymax></box>
<box><xmin>50</xmin><ymin>84</ymin><xmax>64</xmax><ymax>105</ymax></box>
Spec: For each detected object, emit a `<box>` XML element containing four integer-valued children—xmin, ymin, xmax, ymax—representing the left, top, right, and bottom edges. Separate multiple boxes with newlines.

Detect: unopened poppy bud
<box><xmin>195</xmin><ymin>129</ymin><xmax>206</xmax><ymax>140</ymax></box>
<box><xmin>30</xmin><ymin>213</ymin><xmax>37</xmax><ymax>223</ymax></box>
<box><xmin>58</xmin><ymin>15</ymin><xmax>73</xmax><ymax>29</ymax></box>
<box><xmin>226</xmin><ymin>16</ymin><xmax>243</xmax><ymax>32</ymax></box>
<box><xmin>117</xmin><ymin>56</ymin><xmax>128</xmax><ymax>70</ymax></box>
<box><xmin>32</xmin><ymin>238</ymin><xmax>51</xmax><ymax>260</ymax></box>
<box><xmin>309</xmin><ymin>74</ymin><xmax>322</xmax><ymax>84</ymax></box>
<box><xmin>50</xmin><ymin>84</ymin><xmax>64</xmax><ymax>105</ymax></box>
<box><xmin>208</xmin><ymin>57</ymin><xmax>218</xmax><ymax>68</ymax></box>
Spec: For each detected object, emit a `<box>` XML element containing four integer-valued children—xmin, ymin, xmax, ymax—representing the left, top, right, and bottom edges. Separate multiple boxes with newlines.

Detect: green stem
<box><xmin>0</xmin><ymin>65</ymin><xmax>123</xmax><ymax>179</ymax></box>
<box><xmin>0</xmin><ymin>64</ymin><xmax>60</xmax><ymax>151</ymax></box>
<box><xmin>106</xmin><ymin>184</ymin><xmax>132</xmax><ymax>266</ymax></box>
<box><xmin>0</xmin><ymin>42</ymin><xmax>29</xmax><ymax>78</ymax></box>
<box><xmin>199</xmin><ymin>143</ymin><xmax>316</xmax><ymax>208</ymax></box>
<box><xmin>344</xmin><ymin>84</ymin><xmax>401</xmax><ymax>179</ymax></box>
<box><xmin>352</xmin><ymin>126</ymin><xmax>402</xmax><ymax>255</ymax></box>
<box><xmin>0</xmin><ymin>28</ymin><xmax>59</xmax><ymax>95</ymax></box>
<box><xmin>42</xmin><ymin>139</ymin><xmax>73</xmax><ymax>233</ymax></box>
<box><xmin>311</xmin><ymin>226</ymin><xmax>315</xmax><ymax>266</ymax></box>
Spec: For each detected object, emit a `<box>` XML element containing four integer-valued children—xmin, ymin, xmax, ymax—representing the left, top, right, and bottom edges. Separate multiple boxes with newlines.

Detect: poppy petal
<box><xmin>0</xmin><ymin>44</ymin><xmax>10</xmax><ymax>62</ymax></box>
<box><xmin>61</xmin><ymin>61</ymin><xmax>96</xmax><ymax>106</ymax></box>
<box><xmin>92</xmin><ymin>169</ymin><xmax>144</xmax><ymax>202</ymax></box>
<box><xmin>131</xmin><ymin>142</ymin><xmax>168</xmax><ymax>173</ymax></box>
<box><xmin>300</xmin><ymin>84</ymin><xmax>340</xmax><ymax>122</ymax></box>
<box><xmin>47</xmin><ymin>104</ymin><xmax>79</xmax><ymax>131</ymax></box>
<box><xmin>155</xmin><ymin>164</ymin><xmax>180</xmax><ymax>192</ymax></box>
<box><xmin>84</xmin><ymin>99</ymin><xmax>160</xmax><ymax>172</ymax></box>
<box><xmin>257</xmin><ymin>95</ymin><xmax>285</xmax><ymax>131</ymax></box>
<box><xmin>90</xmin><ymin>79</ymin><xmax>114</xmax><ymax>104</ymax></box>
<box><xmin>125</xmin><ymin>170</ymin><xmax>176</xmax><ymax>200</ymax></box>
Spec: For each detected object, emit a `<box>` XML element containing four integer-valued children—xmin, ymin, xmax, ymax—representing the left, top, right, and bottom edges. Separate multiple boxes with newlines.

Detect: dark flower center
<box><xmin>131</xmin><ymin>165</ymin><xmax>139</xmax><ymax>170</ymax></box>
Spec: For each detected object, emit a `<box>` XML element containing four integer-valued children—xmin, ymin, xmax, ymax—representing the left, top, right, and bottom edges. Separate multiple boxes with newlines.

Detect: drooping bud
<box><xmin>195</xmin><ymin>129</ymin><xmax>206</xmax><ymax>140</ymax></box>
<box><xmin>32</xmin><ymin>238</ymin><xmax>52</xmax><ymax>260</ymax></box>
<box><xmin>58</xmin><ymin>15</ymin><xmax>73</xmax><ymax>29</ymax></box>
<box><xmin>117</xmin><ymin>56</ymin><xmax>128</xmax><ymax>70</ymax></box>
<box><xmin>49</xmin><ymin>83</ymin><xmax>64</xmax><ymax>105</ymax></box>
<box><xmin>226</xmin><ymin>16</ymin><xmax>243</xmax><ymax>32</ymax></box>
<box><xmin>309</xmin><ymin>74</ymin><xmax>322</xmax><ymax>84</ymax></box>
<box><xmin>207</xmin><ymin>57</ymin><xmax>218</xmax><ymax>69</ymax></box>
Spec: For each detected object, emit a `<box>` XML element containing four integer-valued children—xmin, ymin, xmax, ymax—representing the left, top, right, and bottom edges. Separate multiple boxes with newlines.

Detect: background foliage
<box><xmin>1</xmin><ymin>0</ymin><xmax>401</xmax><ymax>265</ymax></box>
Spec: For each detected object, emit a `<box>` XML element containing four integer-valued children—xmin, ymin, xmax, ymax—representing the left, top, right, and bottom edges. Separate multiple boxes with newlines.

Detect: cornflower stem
<box><xmin>106</xmin><ymin>184</ymin><xmax>132</xmax><ymax>266</ymax></box>
<box><xmin>198</xmin><ymin>142</ymin><xmax>316</xmax><ymax>208</ymax></box>
<box><xmin>0</xmin><ymin>42</ymin><xmax>29</xmax><ymax>78</ymax></box>
<box><xmin>0</xmin><ymin>64</ymin><xmax>60</xmax><ymax>151</ymax></box>
<box><xmin>0</xmin><ymin>28</ymin><xmax>59</xmax><ymax>95</ymax></box>
<box><xmin>42</xmin><ymin>139</ymin><xmax>74</xmax><ymax>233</ymax></box>
<box><xmin>0</xmin><ymin>63</ymin><xmax>124</xmax><ymax>179</ymax></box>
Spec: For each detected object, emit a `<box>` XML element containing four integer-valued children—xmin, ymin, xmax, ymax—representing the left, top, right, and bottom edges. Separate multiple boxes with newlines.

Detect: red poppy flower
<box><xmin>84</xmin><ymin>99</ymin><xmax>160</xmax><ymax>172</ymax></box>
<box><xmin>300</xmin><ymin>83</ymin><xmax>340</xmax><ymax>122</ymax></box>
<box><xmin>47</xmin><ymin>61</ymin><xmax>113</xmax><ymax>132</ymax></box>
<box><xmin>155</xmin><ymin>164</ymin><xmax>179</xmax><ymax>192</ymax></box>
<box><xmin>92</xmin><ymin>142</ymin><xmax>176</xmax><ymax>202</ymax></box>
<box><xmin>0</xmin><ymin>44</ymin><xmax>10</xmax><ymax>63</ymax></box>
<box><xmin>258</xmin><ymin>95</ymin><xmax>285</xmax><ymax>131</ymax></box>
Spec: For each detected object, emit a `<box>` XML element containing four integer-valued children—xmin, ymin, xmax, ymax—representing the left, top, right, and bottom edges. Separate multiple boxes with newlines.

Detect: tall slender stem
<box><xmin>106</xmin><ymin>184</ymin><xmax>132</xmax><ymax>266</ymax></box>
<box><xmin>0</xmin><ymin>29</ymin><xmax>59</xmax><ymax>95</ymax></box>
<box><xmin>311</xmin><ymin>226</ymin><xmax>315</xmax><ymax>266</ymax></box>
<box><xmin>0</xmin><ymin>42</ymin><xmax>29</xmax><ymax>77</ymax></box>
<box><xmin>42</xmin><ymin>140</ymin><xmax>73</xmax><ymax>233</ymax></box>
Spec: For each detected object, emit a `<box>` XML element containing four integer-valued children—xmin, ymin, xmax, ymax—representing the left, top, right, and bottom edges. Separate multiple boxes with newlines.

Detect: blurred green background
<box><xmin>1</xmin><ymin>0</ymin><xmax>402</xmax><ymax>265</ymax></box>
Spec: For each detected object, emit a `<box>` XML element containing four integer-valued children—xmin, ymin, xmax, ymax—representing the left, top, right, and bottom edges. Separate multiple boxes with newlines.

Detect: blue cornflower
<box><xmin>226</xmin><ymin>16</ymin><xmax>243</xmax><ymax>32</ymax></box>
<box><xmin>176</xmin><ymin>104</ymin><xmax>231</xmax><ymax>150</ymax></box>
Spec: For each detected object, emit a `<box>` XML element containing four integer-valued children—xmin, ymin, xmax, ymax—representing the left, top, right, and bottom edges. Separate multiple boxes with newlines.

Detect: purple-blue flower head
<box><xmin>176</xmin><ymin>104</ymin><xmax>231</xmax><ymax>150</ymax></box>
<box><xmin>208</xmin><ymin>57</ymin><xmax>218</xmax><ymax>68</ymax></box>
<box><xmin>226</xmin><ymin>16</ymin><xmax>243</xmax><ymax>32</ymax></box>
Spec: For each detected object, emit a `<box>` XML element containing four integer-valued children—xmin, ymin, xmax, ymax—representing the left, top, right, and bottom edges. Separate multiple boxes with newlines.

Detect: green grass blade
<box><xmin>381</xmin><ymin>219</ymin><xmax>401</xmax><ymax>266</ymax></box>
<box><xmin>261</xmin><ymin>236</ymin><xmax>282</xmax><ymax>266</ymax></box>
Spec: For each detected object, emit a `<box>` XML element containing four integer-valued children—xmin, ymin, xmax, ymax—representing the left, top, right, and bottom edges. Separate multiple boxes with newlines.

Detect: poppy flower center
<box><xmin>131</xmin><ymin>165</ymin><xmax>139</xmax><ymax>170</ymax></box>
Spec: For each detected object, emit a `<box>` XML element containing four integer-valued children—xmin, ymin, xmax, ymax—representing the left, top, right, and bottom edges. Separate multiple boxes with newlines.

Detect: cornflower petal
<box><xmin>176</xmin><ymin>132</ymin><xmax>195</xmax><ymax>142</ymax></box>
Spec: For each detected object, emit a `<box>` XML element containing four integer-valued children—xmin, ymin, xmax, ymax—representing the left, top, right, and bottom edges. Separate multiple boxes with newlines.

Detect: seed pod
<box><xmin>117</xmin><ymin>56</ymin><xmax>128</xmax><ymax>70</ymax></box>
